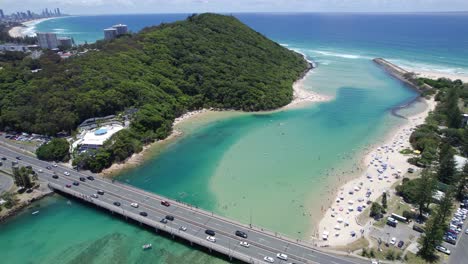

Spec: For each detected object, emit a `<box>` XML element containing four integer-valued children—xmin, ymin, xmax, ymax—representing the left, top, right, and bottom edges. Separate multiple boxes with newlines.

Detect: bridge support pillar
<box><xmin>190</xmin><ymin>241</ymin><xmax>193</xmax><ymax>246</ymax></box>
<box><xmin>209</xmin><ymin>248</ymin><xmax>212</xmax><ymax>253</ymax></box>
<box><xmin>155</xmin><ymin>228</ymin><xmax>159</xmax><ymax>233</ymax></box>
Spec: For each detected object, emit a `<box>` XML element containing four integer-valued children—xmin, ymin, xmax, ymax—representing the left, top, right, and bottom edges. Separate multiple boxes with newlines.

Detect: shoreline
<box><xmin>100</xmin><ymin>56</ymin><xmax>330</xmax><ymax>177</ymax></box>
<box><xmin>8</xmin><ymin>18</ymin><xmax>56</xmax><ymax>38</ymax></box>
<box><xmin>315</xmin><ymin>95</ymin><xmax>435</xmax><ymax>246</ymax></box>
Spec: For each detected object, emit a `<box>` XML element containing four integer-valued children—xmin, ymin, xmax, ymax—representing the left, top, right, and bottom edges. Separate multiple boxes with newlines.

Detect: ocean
<box><xmin>1</xmin><ymin>13</ymin><xmax>468</xmax><ymax>263</ymax></box>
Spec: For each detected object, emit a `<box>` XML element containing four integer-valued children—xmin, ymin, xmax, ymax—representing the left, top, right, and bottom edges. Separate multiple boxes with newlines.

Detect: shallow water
<box><xmin>2</xmin><ymin>13</ymin><xmax>468</xmax><ymax>263</ymax></box>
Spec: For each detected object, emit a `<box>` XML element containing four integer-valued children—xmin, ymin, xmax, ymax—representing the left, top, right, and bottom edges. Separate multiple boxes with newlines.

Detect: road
<box><xmin>0</xmin><ymin>145</ymin><xmax>367</xmax><ymax>264</ymax></box>
<box><xmin>448</xmin><ymin>215</ymin><xmax>468</xmax><ymax>264</ymax></box>
<box><xmin>0</xmin><ymin>171</ymin><xmax>14</xmax><ymax>194</ymax></box>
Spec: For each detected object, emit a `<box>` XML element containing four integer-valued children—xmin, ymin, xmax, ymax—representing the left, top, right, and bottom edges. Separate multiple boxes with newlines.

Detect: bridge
<box><xmin>0</xmin><ymin>144</ymin><xmax>365</xmax><ymax>264</ymax></box>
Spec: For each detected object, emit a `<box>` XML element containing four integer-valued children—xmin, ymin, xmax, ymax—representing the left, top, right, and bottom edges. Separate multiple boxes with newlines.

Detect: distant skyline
<box><xmin>2</xmin><ymin>0</ymin><xmax>468</xmax><ymax>15</ymax></box>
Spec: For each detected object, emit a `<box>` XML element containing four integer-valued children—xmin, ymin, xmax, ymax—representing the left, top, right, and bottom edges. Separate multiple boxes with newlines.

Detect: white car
<box><xmin>435</xmin><ymin>245</ymin><xmax>451</xmax><ymax>255</ymax></box>
<box><xmin>179</xmin><ymin>226</ymin><xmax>187</xmax><ymax>231</ymax></box>
<box><xmin>130</xmin><ymin>203</ymin><xmax>139</xmax><ymax>208</ymax></box>
<box><xmin>263</xmin><ymin>256</ymin><xmax>275</xmax><ymax>263</ymax></box>
<box><xmin>371</xmin><ymin>260</ymin><xmax>379</xmax><ymax>264</ymax></box>
<box><xmin>390</xmin><ymin>237</ymin><xmax>396</xmax><ymax>245</ymax></box>
<box><xmin>52</xmin><ymin>163</ymin><xmax>58</xmax><ymax>167</ymax></box>
<box><xmin>465</xmin><ymin>229</ymin><xmax>468</xmax><ymax>235</ymax></box>
<box><xmin>206</xmin><ymin>236</ymin><xmax>216</xmax><ymax>243</ymax></box>
<box><xmin>64</xmin><ymin>171</ymin><xmax>70</xmax><ymax>176</ymax></box>
<box><xmin>91</xmin><ymin>194</ymin><xmax>98</xmax><ymax>198</ymax></box>
<box><xmin>277</xmin><ymin>253</ymin><xmax>288</xmax><ymax>260</ymax></box>
<box><xmin>38</xmin><ymin>169</ymin><xmax>43</xmax><ymax>173</ymax></box>
<box><xmin>239</xmin><ymin>241</ymin><xmax>250</xmax><ymax>248</ymax></box>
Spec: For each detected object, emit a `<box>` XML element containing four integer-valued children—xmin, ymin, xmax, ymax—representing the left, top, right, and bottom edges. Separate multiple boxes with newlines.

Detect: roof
<box><xmin>72</xmin><ymin>125</ymin><xmax>124</xmax><ymax>149</ymax></box>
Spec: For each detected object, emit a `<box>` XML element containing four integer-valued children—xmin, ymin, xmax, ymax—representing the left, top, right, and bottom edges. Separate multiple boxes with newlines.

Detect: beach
<box><xmin>316</xmin><ymin>97</ymin><xmax>436</xmax><ymax>246</ymax></box>
<box><xmin>413</xmin><ymin>70</ymin><xmax>468</xmax><ymax>83</ymax></box>
<box><xmin>7</xmin><ymin>18</ymin><xmax>55</xmax><ymax>38</ymax></box>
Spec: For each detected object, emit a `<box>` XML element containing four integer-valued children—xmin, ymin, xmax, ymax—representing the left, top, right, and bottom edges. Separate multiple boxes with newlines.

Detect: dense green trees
<box><xmin>0</xmin><ymin>14</ymin><xmax>308</xmax><ymax>172</ymax></box>
<box><xmin>12</xmin><ymin>166</ymin><xmax>34</xmax><ymax>188</ymax></box>
<box><xmin>36</xmin><ymin>138</ymin><xmax>70</xmax><ymax>162</ymax></box>
<box><xmin>437</xmin><ymin>143</ymin><xmax>456</xmax><ymax>184</ymax></box>
<box><xmin>396</xmin><ymin>170</ymin><xmax>437</xmax><ymax>218</ymax></box>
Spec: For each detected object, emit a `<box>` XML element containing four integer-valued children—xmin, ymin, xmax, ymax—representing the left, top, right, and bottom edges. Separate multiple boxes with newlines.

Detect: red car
<box><xmin>161</xmin><ymin>200</ymin><xmax>170</xmax><ymax>207</ymax></box>
<box><xmin>65</xmin><ymin>184</ymin><xmax>71</xmax><ymax>188</ymax></box>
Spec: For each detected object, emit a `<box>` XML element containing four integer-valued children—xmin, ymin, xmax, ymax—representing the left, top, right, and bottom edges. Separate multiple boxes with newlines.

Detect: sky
<box><xmin>2</xmin><ymin>0</ymin><xmax>468</xmax><ymax>15</ymax></box>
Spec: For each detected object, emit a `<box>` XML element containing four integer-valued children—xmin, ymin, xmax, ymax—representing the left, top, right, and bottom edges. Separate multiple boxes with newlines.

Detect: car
<box><xmin>38</xmin><ymin>169</ymin><xmax>43</xmax><ymax>173</ymax></box>
<box><xmin>87</xmin><ymin>176</ymin><xmax>94</xmax><ymax>181</ymax></box>
<box><xmin>239</xmin><ymin>241</ymin><xmax>250</xmax><ymax>248</ymax></box>
<box><xmin>1</xmin><ymin>157</ymin><xmax>6</xmax><ymax>160</ymax></box>
<box><xmin>160</xmin><ymin>218</ymin><xmax>168</xmax><ymax>224</ymax></box>
<box><xmin>161</xmin><ymin>200</ymin><xmax>170</xmax><ymax>207</ymax></box>
<box><xmin>113</xmin><ymin>201</ymin><xmax>121</xmax><ymax>206</ymax></box>
<box><xmin>140</xmin><ymin>212</ymin><xmax>148</xmax><ymax>217</ymax></box>
<box><xmin>179</xmin><ymin>226</ymin><xmax>187</xmax><ymax>231</ymax></box>
<box><xmin>390</xmin><ymin>237</ymin><xmax>396</xmax><ymax>245</ymax></box>
<box><xmin>64</xmin><ymin>171</ymin><xmax>70</xmax><ymax>176</ymax></box>
<box><xmin>52</xmin><ymin>163</ymin><xmax>58</xmax><ymax>167</ymax></box>
<box><xmin>131</xmin><ymin>203</ymin><xmax>139</xmax><ymax>208</ymax></box>
<box><xmin>466</xmin><ymin>229</ymin><xmax>468</xmax><ymax>235</ymax></box>
<box><xmin>435</xmin><ymin>245</ymin><xmax>451</xmax><ymax>255</ymax></box>
<box><xmin>72</xmin><ymin>181</ymin><xmax>79</xmax><ymax>186</ymax></box>
<box><xmin>206</xmin><ymin>236</ymin><xmax>216</xmax><ymax>242</ymax></box>
<box><xmin>65</xmin><ymin>184</ymin><xmax>71</xmax><ymax>188</ymax></box>
<box><xmin>263</xmin><ymin>256</ymin><xmax>275</xmax><ymax>263</ymax></box>
<box><xmin>79</xmin><ymin>177</ymin><xmax>86</xmax><ymax>182</ymax></box>
<box><xmin>165</xmin><ymin>215</ymin><xmax>174</xmax><ymax>221</ymax></box>
<box><xmin>413</xmin><ymin>225</ymin><xmax>425</xmax><ymax>233</ymax></box>
<box><xmin>52</xmin><ymin>174</ymin><xmax>59</xmax><ymax>179</ymax></box>
<box><xmin>205</xmin><ymin>229</ymin><xmax>215</xmax><ymax>236</ymax></box>
<box><xmin>235</xmin><ymin>230</ymin><xmax>248</xmax><ymax>238</ymax></box>
<box><xmin>97</xmin><ymin>190</ymin><xmax>104</xmax><ymax>195</ymax></box>
<box><xmin>91</xmin><ymin>194</ymin><xmax>98</xmax><ymax>198</ymax></box>
<box><xmin>371</xmin><ymin>260</ymin><xmax>379</xmax><ymax>264</ymax></box>
<box><xmin>277</xmin><ymin>253</ymin><xmax>288</xmax><ymax>261</ymax></box>
<box><xmin>15</xmin><ymin>156</ymin><xmax>21</xmax><ymax>160</ymax></box>
<box><xmin>397</xmin><ymin>241</ymin><xmax>404</xmax><ymax>248</ymax></box>
<box><xmin>46</xmin><ymin>166</ymin><xmax>52</xmax><ymax>170</ymax></box>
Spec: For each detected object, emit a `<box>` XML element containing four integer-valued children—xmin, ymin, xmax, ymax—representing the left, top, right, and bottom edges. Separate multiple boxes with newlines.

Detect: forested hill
<box><xmin>0</xmin><ymin>13</ymin><xmax>308</xmax><ymax>137</ymax></box>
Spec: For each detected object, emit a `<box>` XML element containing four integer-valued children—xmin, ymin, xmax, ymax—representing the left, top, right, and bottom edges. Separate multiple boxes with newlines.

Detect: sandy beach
<box><xmin>316</xmin><ymin>97</ymin><xmax>436</xmax><ymax>246</ymax></box>
<box><xmin>413</xmin><ymin>70</ymin><xmax>468</xmax><ymax>83</ymax></box>
<box><xmin>8</xmin><ymin>18</ymin><xmax>55</xmax><ymax>38</ymax></box>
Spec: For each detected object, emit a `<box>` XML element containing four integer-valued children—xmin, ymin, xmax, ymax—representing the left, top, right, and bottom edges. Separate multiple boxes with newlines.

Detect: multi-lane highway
<box><xmin>0</xmin><ymin>144</ymin><xmax>366</xmax><ymax>264</ymax></box>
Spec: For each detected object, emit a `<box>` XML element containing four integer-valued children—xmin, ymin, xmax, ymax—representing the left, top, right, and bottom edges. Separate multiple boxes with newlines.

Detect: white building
<box><xmin>104</xmin><ymin>28</ymin><xmax>117</xmax><ymax>40</ymax></box>
<box><xmin>112</xmin><ymin>24</ymin><xmax>128</xmax><ymax>35</ymax></box>
<box><xmin>73</xmin><ymin>125</ymin><xmax>124</xmax><ymax>151</ymax></box>
<box><xmin>36</xmin><ymin>32</ymin><xmax>58</xmax><ymax>49</ymax></box>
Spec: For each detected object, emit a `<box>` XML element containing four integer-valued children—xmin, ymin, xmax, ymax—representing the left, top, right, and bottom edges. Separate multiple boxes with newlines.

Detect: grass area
<box><xmin>333</xmin><ymin>237</ymin><xmax>369</xmax><ymax>252</ymax></box>
<box><xmin>400</xmin><ymin>148</ymin><xmax>414</xmax><ymax>155</ymax></box>
<box><xmin>405</xmin><ymin>252</ymin><xmax>443</xmax><ymax>264</ymax></box>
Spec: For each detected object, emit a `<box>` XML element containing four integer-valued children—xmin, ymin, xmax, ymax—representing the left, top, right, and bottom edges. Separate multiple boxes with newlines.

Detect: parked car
<box><xmin>397</xmin><ymin>241</ymin><xmax>404</xmax><ymax>248</ymax></box>
<box><xmin>390</xmin><ymin>237</ymin><xmax>396</xmax><ymax>245</ymax></box>
<box><xmin>436</xmin><ymin>245</ymin><xmax>451</xmax><ymax>255</ymax></box>
<box><xmin>413</xmin><ymin>225</ymin><xmax>425</xmax><ymax>233</ymax></box>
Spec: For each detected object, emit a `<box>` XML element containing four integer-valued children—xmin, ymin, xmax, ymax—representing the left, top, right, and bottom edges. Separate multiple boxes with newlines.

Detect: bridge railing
<box><xmin>48</xmin><ymin>183</ymin><xmax>267</xmax><ymax>264</ymax></box>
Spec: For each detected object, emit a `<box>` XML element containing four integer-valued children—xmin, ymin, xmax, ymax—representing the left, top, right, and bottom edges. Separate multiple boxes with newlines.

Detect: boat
<box><xmin>142</xmin><ymin>243</ymin><xmax>152</xmax><ymax>250</ymax></box>
<box><xmin>31</xmin><ymin>211</ymin><xmax>39</xmax><ymax>215</ymax></box>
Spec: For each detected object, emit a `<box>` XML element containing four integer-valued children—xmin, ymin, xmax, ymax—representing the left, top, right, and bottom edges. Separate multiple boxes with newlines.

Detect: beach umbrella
<box><xmin>334</xmin><ymin>224</ymin><xmax>341</xmax><ymax>230</ymax></box>
<box><xmin>348</xmin><ymin>206</ymin><xmax>354</xmax><ymax>211</ymax></box>
<box><xmin>337</xmin><ymin>217</ymin><xmax>344</xmax><ymax>223</ymax></box>
<box><xmin>348</xmin><ymin>200</ymin><xmax>354</xmax><ymax>205</ymax></box>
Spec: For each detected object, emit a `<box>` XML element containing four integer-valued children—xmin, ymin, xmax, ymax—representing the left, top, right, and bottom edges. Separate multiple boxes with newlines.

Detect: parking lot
<box><xmin>369</xmin><ymin>220</ymin><xmax>421</xmax><ymax>250</ymax></box>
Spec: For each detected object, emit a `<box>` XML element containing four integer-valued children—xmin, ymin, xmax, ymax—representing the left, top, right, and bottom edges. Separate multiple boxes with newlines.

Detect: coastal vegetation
<box><xmin>0</xmin><ymin>23</ymin><xmax>37</xmax><ymax>44</ymax></box>
<box><xmin>36</xmin><ymin>138</ymin><xmax>70</xmax><ymax>162</ymax></box>
<box><xmin>0</xmin><ymin>13</ymin><xmax>308</xmax><ymax>171</ymax></box>
<box><xmin>392</xmin><ymin>78</ymin><xmax>468</xmax><ymax>260</ymax></box>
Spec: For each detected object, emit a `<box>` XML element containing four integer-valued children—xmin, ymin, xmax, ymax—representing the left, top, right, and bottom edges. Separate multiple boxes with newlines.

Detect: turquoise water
<box><xmin>2</xmin><ymin>13</ymin><xmax>468</xmax><ymax>263</ymax></box>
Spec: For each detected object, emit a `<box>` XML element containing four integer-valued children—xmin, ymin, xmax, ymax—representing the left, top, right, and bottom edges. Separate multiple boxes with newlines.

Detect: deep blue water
<box><xmin>35</xmin><ymin>12</ymin><xmax>468</xmax><ymax>75</ymax></box>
